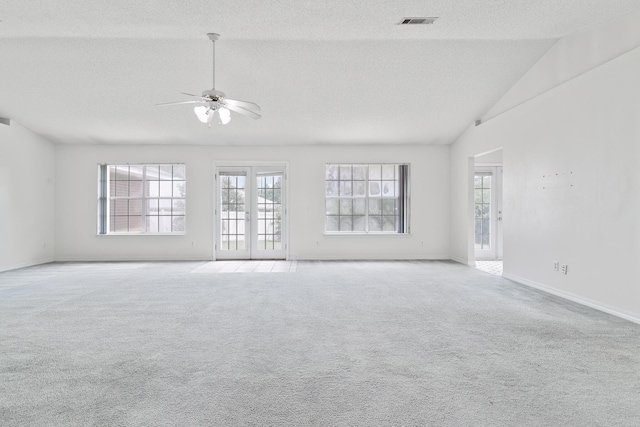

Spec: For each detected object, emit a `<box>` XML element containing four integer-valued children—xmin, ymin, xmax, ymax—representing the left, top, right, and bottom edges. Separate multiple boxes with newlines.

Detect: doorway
<box><xmin>215</xmin><ymin>165</ymin><xmax>286</xmax><ymax>260</ymax></box>
<box><xmin>474</xmin><ymin>152</ymin><xmax>503</xmax><ymax>261</ymax></box>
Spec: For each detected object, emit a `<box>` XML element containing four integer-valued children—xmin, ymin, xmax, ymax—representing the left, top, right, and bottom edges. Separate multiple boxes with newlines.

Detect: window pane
<box><xmin>326</xmin><ymin>165</ymin><xmax>339</xmax><ymax>180</ymax></box>
<box><xmin>129</xmin><ymin>215</ymin><xmax>143</xmax><ymax>232</ymax></box>
<box><xmin>147</xmin><ymin>199</ymin><xmax>159</xmax><ymax>215</ymax></box>
<box><xmin>159</xmin><ymin>181</ymin><xmax>172</xmax><ymax>197</ymax></box>
<box><xmin>160</xmin><ymin>165</ymin><xmax>173</xmax><ymax>179</ymax></box>
<box><xmin>369</xmin><ymin>181</ymin><xmax>381</xmax><ymax>196</ymax></box>
<box><xmin>369</xmin><ymin>198</ymin><xmax>381</xmax><ymax>215</ymax></box>
<box><xmin>340</xmin><ymin>199</ymin><xmax>353</xmax><ymax>215</ymax></box>
<box><xmin>172</xmin><ymin>216</ymin><xmax>185</xmax><ymax>232</ymax></box>
<box><xmin>339</xmin><ymin>181</ymin><xmax>352</xmax><ymax>197</ymax></box>
<box><xmin>353</xmin><ymin>198</ymin><xmax>366</xmax><ymax>215</ymax></box>
<box><xmin>383</xmin><ymin>216</ymin><xmax>396</xmax><ymax>232</ymax></box>
<box><xmin>353</xmin><ymin>181</ymin><xmax>366</xmax><ymax>197</ymax></box>
<box><xmin>172</xmin><ymin>199</ymin><xmax>185</xmax><ymax>215</ymax></box>
<box><xmin>146</xmin><ymin>165</ymin><xmax>160</xmax><ymax>180</ymax></box>
<box><xmin>475</xmin><ymin>189</ymin><xmax>483</xmax><ymax>204</ymax></box>
<box><xmin>173</xmin><ymin>181</ymin><xmax>186</xmax><ymax>198</ymax></box>
<box><xmin>114</xmin><ymin>216</ymin><xmax>128</xmax><ymax>232</ymax></box>
<box><xmin>129</xmin><ymin>165</ymin><xmax>143</xmax><ymax>180</ymax></box>
<box><xmin>353</xmin><ymin>165</ymin><xmax>367</xmax><ymax>180</ymax></box>
<box><xmin>146</xmin><ymin>180</ymin><xmax>160</xmax><ymax>197</ymax></box>
<box><xmin>369</xmin><ymin>165</ymin><xmax>382</xmax><ymax>180</ymax></box>
<box><xmin>326</xmin><ymin>181</ymin><xmax>339</xmax><ymax>197</ymax></box>
<box><xmin>353</xmin><ymin>216</ymin><xmax>366</xmax><ymax>231</ymax></box>
<box><xmin>382</xmin><ymin>181</ymin><xmax>395</xmax><ymax>197</ymax></box>
<box><xmin>326</xmin><ymin>199</ymin><xmax>339</xmax><ymax>215</ymax></box>
<box><xmin>130</xmin><ymin>180</ymin><xmax>143</xmax><ymax>198</ymax></box>
<box><xmin>382</xmin><ymin>164</ymin><xmax>395</xmax><ymax>180</ymax></box>
<box><xmin>340</xmin><ymin>216</ymin><xmax>352</xmax><ymax>231</ymax></box>
<box><xmin>368</xmin><ymin>216</ymin><xmax>382</xmax><ymax>232</ymax></box>
<box><xmin>115</xmin><ymin>180</ymin><xmax>129</xmax><ymax>197</ymax></box>
<box><xmin>129</xmin><ymin>199</ymin><xmax>142</xmax><ymax>215</ymax></box>
<box><xmin>158</xmin><ymin>216</ymin><xmax>172</xmax><ymax>232</ymax></box>
<box><xmin>146</xmin><ymin>216</ymin><xmax>158</xmax><ymax>232</ymax></box>
<box><xmin>326</xmin><ymin>216</ymin><xmax>339</xmax><ymax>232</ymax></box>
<box><xmin>339</xmin><ymin>165</ymin><xmax>352</xmax><ymax>180</ymax></box>
<box><xmin>382</xmin><ymin>199</ymin><xmax>395</xmax><ymax>215</ymax></box>
<box><xmin>173</xmin><ymin>165</ymin><xmax>186</xmax><ymax>180</ymax></box>
<box><xmin>114</xmin><ymin>199</ymin><xmax>128</xmax><ymax>215</ymax></box>
<box><xmin>159</xmin><ymin>199</ymin><xmax>171</xmax><ymax>214</ymax></box>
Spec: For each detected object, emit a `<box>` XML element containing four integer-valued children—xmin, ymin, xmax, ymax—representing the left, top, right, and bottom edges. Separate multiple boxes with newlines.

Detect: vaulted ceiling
<box><xmin>1</xmin><ymin>1</ymin><xmax>639</xmax><ymax>145</ymax></box>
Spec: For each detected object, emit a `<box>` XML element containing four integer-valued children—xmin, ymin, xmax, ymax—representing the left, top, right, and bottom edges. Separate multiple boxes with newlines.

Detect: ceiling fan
<box><xmin>157</xmin><ymin>33</ymin><xmax>261</xmax><ymax>125</ymax></box>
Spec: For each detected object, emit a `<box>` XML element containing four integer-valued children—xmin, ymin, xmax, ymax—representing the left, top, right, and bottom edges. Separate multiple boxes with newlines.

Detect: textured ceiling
<box><xmin>1</xmin><ymin>1</ymin><xmax>639</xmax><ymax>145</ymax></box>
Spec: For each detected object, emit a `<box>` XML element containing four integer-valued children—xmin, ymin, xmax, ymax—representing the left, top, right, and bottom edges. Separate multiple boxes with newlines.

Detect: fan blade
<box><xmin>181</xmin><ymin>92</ymin><xmax>205</xmax><ymax>98</ymax></box>
<box><xmin>223</xmin><ymin>98</ymin><xmax>261</xmax><ymax>112</ymax></box>
<box><xmin>156</xmin><ymin>100</ymin><xmax>202</xmax><ymax>106</ymax></box>
<box><xmin>224</xmin><ymin>103</ymin><xmax>262</xmax><ymax>120</ymax></box>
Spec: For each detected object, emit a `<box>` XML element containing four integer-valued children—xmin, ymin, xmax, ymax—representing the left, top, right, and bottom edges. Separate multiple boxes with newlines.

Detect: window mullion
<box><xmin>142</xmin><ymin>165</ymin><xmax>147</xmax><ymax>233</ymax></box>
<box><xmin>364</xmin><ymin>167</ymin><xmax>369</xmax><ymax>233</ymax></box>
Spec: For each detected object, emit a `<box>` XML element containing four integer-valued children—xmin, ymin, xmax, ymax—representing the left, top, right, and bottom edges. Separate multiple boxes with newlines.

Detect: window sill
<box><xmin>323</xmin><ymin>232</ymin><xmax>411</xmax><ymax>237</ymax></box>
<box><xmin>96</xmin><ymin>233</ymin><xmax>186</xmax><ymax>237</ymax></box>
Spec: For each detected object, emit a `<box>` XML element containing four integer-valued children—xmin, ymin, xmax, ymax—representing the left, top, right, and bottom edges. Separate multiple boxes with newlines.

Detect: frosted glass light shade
<box><xmin>194</xmin><ymin>106</ymin><xmax>211</xmax><ymax>123</ymax></box>
<box><xmin>218</xmin><ymin>107</ymin><xmax>231</xmax><ymax>125</ymax></box>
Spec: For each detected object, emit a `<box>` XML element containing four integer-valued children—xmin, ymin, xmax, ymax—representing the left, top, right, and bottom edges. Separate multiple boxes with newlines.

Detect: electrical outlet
<box><xmin>561</xmin><ymin>264</ymin><xmax>568</xmax><ymax>275</ymax></box>
<box><xmin>553</xmin><ymin>261</ymin><xmax>559</xmax><ymax>271</ymax></box>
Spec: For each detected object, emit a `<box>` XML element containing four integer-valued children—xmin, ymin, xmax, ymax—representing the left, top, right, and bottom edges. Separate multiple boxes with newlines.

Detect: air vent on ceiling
<box><xmin>399</xmin><ymin>17</ymin><xmax>438</xmax><ymax>25</ymax></box>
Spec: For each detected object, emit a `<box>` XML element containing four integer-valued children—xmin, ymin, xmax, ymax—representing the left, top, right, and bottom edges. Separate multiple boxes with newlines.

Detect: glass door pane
<box><xmin>217</xmin><ymin>169</ymin><xmax>250</xmax><ymax>259</ymax></box>
<box><xmin>474</xmin><ymin>168</ymin><xmax>497</xmax><ymax>260</ymax></box>
<box><xmin>252</xmin><ymin>170</ymin><xmax>285</xmax><ymax>259</ymax></box>
<box><xmin>216</xmin><ymin>166</ymin><xmax>286</xmax><ymax>260</ymax></box>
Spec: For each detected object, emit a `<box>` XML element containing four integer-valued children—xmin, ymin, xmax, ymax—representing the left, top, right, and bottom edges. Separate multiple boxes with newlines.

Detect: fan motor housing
<box><xmin>202</xmin><ymin>89</ymin><xmax>226</xmax><ymax>101</ymax></box>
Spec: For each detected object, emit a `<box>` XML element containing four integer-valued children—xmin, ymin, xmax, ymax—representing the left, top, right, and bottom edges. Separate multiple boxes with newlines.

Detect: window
<box><xmin>325</xmin><ymin>163</ymin><xmax>409</xmax><ymax>233</ymax></box>
<box><xmin>98</xmin><ymin>164</ymin><xmax>186</xmax><ymax>234</ymax></box>
<box><xmin>474</xmin><ymin>172</ymin><xmax>491</xmax><ymax>249</ymax></box>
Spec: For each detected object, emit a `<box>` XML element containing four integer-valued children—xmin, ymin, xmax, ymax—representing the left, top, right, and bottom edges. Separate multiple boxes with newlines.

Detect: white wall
<box><xmin>55</xmin><ymin>144</ymin><xmax>450</xmax><ymax>262</ymax></box>
<box><xmin>450</xmin><ymin>17</ymin><xmax>640</xmax><ymax>321</ymax></box>
<box><xmin>0</xmin><ymin>122</ymin><xmax>55</xmax><ymax>271</ymax></box>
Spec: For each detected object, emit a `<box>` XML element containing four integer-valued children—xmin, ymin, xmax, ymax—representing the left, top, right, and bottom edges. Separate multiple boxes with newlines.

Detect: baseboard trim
<box><xmin>450</xmin><ymin>256</ymin><xmax>471</xmax><ymax>266</ymax></box>
<box><xmin>293</xmin><ymin>255</ymin><xmax>451</xmax><ymax>261</ymax></box>
<box><xmin>54</xmin><ymin>256</ymin><xmax>211</xmax><ymax>262</ymax></box>
<box><xmin>503</xmin><ymin>273</ymin><xmax>640</xmax><ymax>325</ymax></box>
<box><xmin>0</xmin><ymin>258</ymin><xmax>54</xmax><ymax>273</ymax></box>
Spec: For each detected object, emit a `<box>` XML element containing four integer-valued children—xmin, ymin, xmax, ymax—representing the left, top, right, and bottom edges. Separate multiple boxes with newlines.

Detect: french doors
<box><xmin>474</xmin><ymin>166</ymin><xmax>503</xmax><ymax>260</ymax></box>
<box><xmin>216</xmin><ymin>166</ymin><xmax>286</xmax><ymax>260</ymax></box>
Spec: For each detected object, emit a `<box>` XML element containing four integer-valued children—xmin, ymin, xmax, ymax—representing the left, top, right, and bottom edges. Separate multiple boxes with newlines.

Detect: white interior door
<box><xmin>474</xmin><ymin>166</ymin><xmax>502</xmax><ymax>260</ymax></box>
<box><xmin>216</xmin><ymin>166</ymin><xmax>286</xmax><ymax>260</ymax></box>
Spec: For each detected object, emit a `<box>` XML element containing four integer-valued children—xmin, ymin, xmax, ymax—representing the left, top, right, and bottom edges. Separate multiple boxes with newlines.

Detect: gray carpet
<box><xmin>1</xmin><ymin>260</ymin><xmax>639</xmax><ymax>426</ymax></box>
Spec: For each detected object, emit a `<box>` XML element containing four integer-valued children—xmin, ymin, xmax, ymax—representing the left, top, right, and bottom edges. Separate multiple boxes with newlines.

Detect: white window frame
<box><xmin>97</xmin><ymin>163</ymin><xmax>186</xmax><ymax>235</ymax></box>
<box><xmin>324</xmin><ymin>163</ymin><xmax>410</xmax><ymax>234</ymax></box>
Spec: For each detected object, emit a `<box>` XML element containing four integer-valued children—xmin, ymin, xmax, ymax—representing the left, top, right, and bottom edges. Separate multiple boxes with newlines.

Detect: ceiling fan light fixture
<box><xmin>217</xmin><ymin>107</ymin><xmax>231</xmax><ymax>125</ymax></box>
<box><xmin>194</xmin><ymin>105</ymin><xmax>212</xmax><ymax>123</ymax></box>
